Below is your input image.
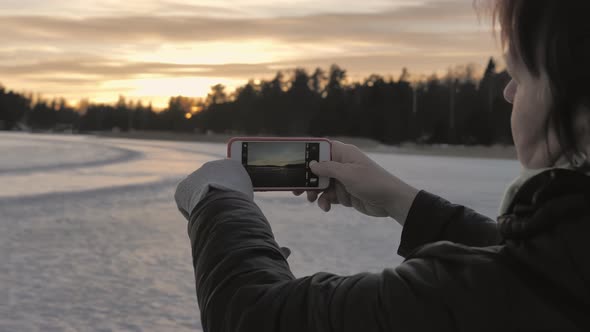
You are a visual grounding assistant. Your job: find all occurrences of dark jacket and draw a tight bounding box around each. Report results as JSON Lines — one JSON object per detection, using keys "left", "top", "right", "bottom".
{"left": 187, "top": 168, "right": 590, "bottom": 332}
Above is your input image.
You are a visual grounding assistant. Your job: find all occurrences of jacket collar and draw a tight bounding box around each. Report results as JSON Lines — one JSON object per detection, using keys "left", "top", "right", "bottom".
{"left": 497, "top": 168, "right": 590, "bottom": 240}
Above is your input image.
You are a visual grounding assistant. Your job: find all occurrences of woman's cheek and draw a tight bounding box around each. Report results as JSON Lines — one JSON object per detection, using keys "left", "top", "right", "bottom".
{"left": 510, "top": 92, "right": 544, "bottom": 167}
{"left": 510, "top": 104, "right": 527, "bottom": 158}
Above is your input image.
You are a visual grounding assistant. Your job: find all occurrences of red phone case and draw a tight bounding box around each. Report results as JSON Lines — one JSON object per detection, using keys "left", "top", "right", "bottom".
{"left": 227, "top": 137, "right": 332, "bottom": 192}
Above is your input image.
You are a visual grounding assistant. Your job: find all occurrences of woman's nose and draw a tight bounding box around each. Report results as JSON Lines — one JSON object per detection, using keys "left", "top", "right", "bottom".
{"left": 503, "top": 80, "right": 517, "bottom": 104}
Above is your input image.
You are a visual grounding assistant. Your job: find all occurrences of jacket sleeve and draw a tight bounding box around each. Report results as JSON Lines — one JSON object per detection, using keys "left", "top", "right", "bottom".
{"left": 397, "top": 190, "right": 501, "bottom": 257}
{"left": 188, "top": 189, "right": 454, "bottom": 332}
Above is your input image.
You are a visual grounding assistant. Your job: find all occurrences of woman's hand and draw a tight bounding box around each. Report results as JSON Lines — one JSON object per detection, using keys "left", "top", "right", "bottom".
{"left": 175, "top": 159, "right": 253, "bottom": 220}
{"left": 294, "top": 141, "right": 419, "bottom": 225}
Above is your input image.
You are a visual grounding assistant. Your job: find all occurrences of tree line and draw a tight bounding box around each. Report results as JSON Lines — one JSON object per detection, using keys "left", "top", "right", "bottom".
{"left": 0, "top": 57, "right": 513, "bottom": 145}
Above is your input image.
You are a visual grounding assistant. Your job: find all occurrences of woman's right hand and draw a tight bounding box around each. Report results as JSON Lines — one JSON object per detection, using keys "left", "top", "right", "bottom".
{"left": 294, "top": 141, "right": 420, "bottom": 225}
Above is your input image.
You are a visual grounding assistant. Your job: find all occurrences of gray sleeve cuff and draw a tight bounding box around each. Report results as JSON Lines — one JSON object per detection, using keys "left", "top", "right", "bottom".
{"left": 175, "top": 159, "right": 253, "bottom": 219}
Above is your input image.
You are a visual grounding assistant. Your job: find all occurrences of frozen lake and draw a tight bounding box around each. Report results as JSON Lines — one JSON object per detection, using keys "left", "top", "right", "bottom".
{"left": 0, "top": 132, "right": 521, "bottom": 332}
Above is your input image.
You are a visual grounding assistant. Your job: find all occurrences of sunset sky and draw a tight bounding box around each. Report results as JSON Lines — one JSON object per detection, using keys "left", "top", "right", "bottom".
{"left": 0, "top": 0, "right": 501, "bottom": 109}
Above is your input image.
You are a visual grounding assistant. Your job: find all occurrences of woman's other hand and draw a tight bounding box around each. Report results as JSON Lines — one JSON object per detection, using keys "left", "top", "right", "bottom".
{"left": 175, "top": 159, "right": 253, "bottom": 220}
{"left": 294, "top": 141, "right": 419, "bottom": 225}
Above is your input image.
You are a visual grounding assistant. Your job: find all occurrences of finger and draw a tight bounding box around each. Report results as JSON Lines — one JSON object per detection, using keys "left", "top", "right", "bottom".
{"left": 318, "top": 195, "right": 331, "bottom": 212}
{"left": 293, "top": 190, "right": 304, "bottom": 196}
{"left": 307, "top": 190, "right": 319, "bottom": 202}
{"left": 351, "top": 196, "right": 367, "bottom": 214}
{"left": 318, "top": 190, "right": 338, "bottom": 212}
{"left": 310, "top": 161, "right": 350, "bottom": 182}
{"left": 334, "top": 181, "right": 352, "bottom": 207}
{"left": 280, "top": 246, "right": 291, "bottom": 259}
{"left": 326, "top": 141, "right": 344, "bottom": 164}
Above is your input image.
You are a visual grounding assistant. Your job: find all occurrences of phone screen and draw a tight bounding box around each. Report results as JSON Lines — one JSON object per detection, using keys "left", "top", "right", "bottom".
{"left": 241, "top": 142, "right": 320, "bottom": 188}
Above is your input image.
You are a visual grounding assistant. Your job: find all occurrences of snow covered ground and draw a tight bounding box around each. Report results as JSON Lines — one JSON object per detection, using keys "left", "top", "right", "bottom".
{"left": 0, "top": 132, "right": 521, "bottom": 332}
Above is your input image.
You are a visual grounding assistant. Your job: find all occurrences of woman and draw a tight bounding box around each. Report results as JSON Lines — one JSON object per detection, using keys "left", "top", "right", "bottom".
{"left": 174, "top": 0, "right": 590, "bottom": 330}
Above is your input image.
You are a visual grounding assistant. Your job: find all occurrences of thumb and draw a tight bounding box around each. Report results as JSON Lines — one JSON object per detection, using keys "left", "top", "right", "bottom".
{"left": 280, "top": 246, "right": 291, "bottom": 259}
{"left": 310, "top": 161, "right": 349, "bottom": 181}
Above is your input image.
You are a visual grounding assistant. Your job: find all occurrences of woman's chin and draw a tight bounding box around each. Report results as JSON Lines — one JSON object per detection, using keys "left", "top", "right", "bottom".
{"left": 517, "top": 150, "right": 553, "bottom": 169}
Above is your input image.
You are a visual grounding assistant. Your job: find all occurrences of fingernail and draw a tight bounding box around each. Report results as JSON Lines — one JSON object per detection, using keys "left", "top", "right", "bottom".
{"left": 309, "top": 160, "right": 317, "bottom": 167}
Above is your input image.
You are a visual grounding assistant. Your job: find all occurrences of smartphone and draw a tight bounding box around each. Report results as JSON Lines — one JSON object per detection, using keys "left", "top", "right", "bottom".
{"left": 227, "top": 137, "right": 332, "bottom": 191}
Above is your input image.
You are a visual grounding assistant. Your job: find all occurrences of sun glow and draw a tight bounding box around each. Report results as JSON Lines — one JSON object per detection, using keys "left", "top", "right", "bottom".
{"left": 128, "top": 40, "right": 300, "bottom": 65}
{"left": 102, "top": 76, "right": 244, "bottom": 109}
{"left": 1, "top": 1, "right": 499, "bottom": 109}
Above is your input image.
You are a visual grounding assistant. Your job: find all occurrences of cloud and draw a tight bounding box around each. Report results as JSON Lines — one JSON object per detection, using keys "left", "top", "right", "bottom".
{"left": 0, "top": 51, "right": 496, "bottom": 85}
{"left": 0, "top": 0, "right": 501, "bottom": 104}
{"left": 0, "top": 55, "right": 206, "bottom": 77}
{"left": 0, "top": 1, "right": 487, "bottom": 45}
{"left": 153, "top": 1, "right": 247, "bottom": 16}
{"left": 0, "top": 0, "right": 247, "bottom": 17}
{"left": 0, "top": 0, "right": 498, "bottom": 82}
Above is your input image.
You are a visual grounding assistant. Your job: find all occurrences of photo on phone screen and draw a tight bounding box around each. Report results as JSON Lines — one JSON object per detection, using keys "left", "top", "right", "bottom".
{"left": 241, "top": 142, "right": 320, "bottom": 188}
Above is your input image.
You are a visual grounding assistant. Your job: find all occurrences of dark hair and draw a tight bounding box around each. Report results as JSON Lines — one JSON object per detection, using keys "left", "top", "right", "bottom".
{"left": 478, "top": 0, "right": 590, "bottom": 167}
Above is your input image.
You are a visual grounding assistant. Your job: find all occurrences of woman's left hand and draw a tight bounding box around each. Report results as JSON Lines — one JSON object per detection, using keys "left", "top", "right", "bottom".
{"left": 174, "top": 159, "right": 254, "bottom": 220}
